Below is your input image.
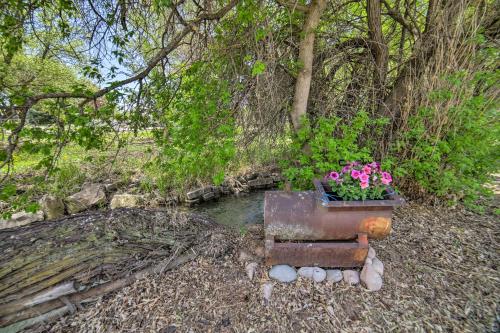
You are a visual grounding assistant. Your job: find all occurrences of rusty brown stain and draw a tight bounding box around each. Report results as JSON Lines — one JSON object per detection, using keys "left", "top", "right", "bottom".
{"left": 359, "top": 216, "right": 392, "bottom": 239}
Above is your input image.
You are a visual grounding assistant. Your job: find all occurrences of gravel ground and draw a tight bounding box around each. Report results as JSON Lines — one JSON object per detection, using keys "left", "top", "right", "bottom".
{"left": 32, "top": 202, "right": 499, "bottom": 333}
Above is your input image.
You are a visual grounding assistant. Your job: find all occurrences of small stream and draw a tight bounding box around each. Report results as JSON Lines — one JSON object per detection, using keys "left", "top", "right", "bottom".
{"left": 190, "top": 191, "right": 269, "bottom": 229}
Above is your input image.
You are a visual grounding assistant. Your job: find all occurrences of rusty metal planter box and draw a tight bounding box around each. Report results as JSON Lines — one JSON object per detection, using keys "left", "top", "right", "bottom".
{"left": 264, "top": 179, "right": 403, "bottom": 267}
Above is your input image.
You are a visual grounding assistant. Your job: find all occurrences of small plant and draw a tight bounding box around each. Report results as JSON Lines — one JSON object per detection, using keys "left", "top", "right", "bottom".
{"left": 324, "top": 161, "right": 394, "bottom": 201}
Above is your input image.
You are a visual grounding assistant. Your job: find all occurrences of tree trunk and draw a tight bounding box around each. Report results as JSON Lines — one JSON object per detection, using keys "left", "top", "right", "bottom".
{"left": 0, "top": 208, "right": 229, "bottom": 330}
{"left": 290, "top": 0, "right": 327, "bottom": 132}
{"left": 367, "top": 0, "right": 388, "bottom": 108}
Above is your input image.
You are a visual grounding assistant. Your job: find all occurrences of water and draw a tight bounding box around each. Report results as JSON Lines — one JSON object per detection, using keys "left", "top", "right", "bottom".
{"left": 190, "top": 191, "right": 268, "bottom": 229}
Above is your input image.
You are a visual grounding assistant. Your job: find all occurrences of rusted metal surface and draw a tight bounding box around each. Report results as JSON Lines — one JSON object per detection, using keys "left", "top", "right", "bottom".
{"left": 265, "top": 233, "right": 369, "bottom": 267}
{"left": 264, "top": 180, "right": 402, "bottom": 267}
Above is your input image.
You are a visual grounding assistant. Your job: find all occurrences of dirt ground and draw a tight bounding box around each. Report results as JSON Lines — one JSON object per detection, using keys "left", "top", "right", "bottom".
{"left": 31, "top": 202, "right": 499, "bottom": 333}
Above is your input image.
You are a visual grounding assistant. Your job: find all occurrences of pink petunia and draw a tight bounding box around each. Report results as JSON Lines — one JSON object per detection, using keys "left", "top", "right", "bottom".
{"left": 382, "top": 172, "right": 392, "bottom": 181}
{"left": 381, "top": 177, "right": 391, "bottom": 185}
{"left": 359, "top": 172, "right": 369, "bottom": 182}
{"left": 329, "top": 171, "right": 340, "bottom": 181}
{"left": 351, "top": 169, "right": 361, "bottom": 179}
{"left": 341, "top": 165, "right": 351, "bottom": 173}
{"left": 363, "top": 165, "right": 372, "bottom": 175}
{"left": 360, "top": 181, "right": 369, "bottom": 189}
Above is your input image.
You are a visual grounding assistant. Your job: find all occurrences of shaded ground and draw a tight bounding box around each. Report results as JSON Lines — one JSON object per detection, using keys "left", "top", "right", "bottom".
{"left": 31, "top": 203, "right": 499, "bottom": 332}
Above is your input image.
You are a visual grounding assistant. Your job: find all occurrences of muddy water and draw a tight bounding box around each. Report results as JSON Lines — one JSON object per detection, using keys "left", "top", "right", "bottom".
{"left": 190, "top": 191, "right": 269, "bottom": 229}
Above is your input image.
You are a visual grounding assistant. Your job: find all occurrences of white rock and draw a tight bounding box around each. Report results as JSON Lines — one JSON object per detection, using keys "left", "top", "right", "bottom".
{"left": 65, "top": 184, "right": 106, "bottom": 214}
{"left": 262, "top": 282, "right": 273, "bottom": 303}
{"left": 312, "top": 267, "right": 326, "bottom": 282}
{"left": 367, "top": 246, "right": 376, "bottom": 259}
{"left": 39, "top": 195, "right": 65, "bottom": 220}
{"left": 245, "top": 262, "right": 259, "bottom": 280}
{"left": 0, "top": 211, "right": 44, "bottom": 230}
{"left": 298, "top": 267, "right": 314, "bottom": 279}
{"left": 269, "top": 265, "right": 297, "bottom": 283}
{"left": 110, "top": 194, "right": 143, "bottom": 209}
{"left": 372, "top": 257, "right": 384, "bottom": 276}
{"left": 360, "top": 264, "right": 383, "bottom": 291}
{"left": 365, "top": 257, "right": 373, "bottom": 265}
{"left": 342, "top": 270, "right": 360, "bottom": 285}
{"left": 326, "top": 269, "right": 343, "bottom": 283}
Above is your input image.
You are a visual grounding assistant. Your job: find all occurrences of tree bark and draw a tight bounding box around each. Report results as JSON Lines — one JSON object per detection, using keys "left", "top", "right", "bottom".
{"left": 367, "top": 0, "right": 388, "bottom": 98}
{"left": 0, "top": 208, "right": 229, "bottom": 329}
{"left": 290, "top": 0, "right": 327, "bottom": 132}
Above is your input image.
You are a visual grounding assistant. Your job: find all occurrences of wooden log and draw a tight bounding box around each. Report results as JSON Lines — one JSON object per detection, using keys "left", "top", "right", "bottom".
{"left": 0, "top": 208, "right": 227, "bottom": 328}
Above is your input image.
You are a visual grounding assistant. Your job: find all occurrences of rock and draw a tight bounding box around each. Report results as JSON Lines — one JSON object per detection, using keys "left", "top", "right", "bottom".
{"left": 110, "top": 194, "right": 143, "bottom": 209}
{"left": 65, "top": 184, "right": 106, "bottom": 214}
{"left": 360, "top": 264, "right": 383, "bottom": 291}
{"left": 367, "top": 246, "right": 376, "bottom": 259}
{"left": 326, "top": 305, "right": 335, "bottom": 317}
{"left": 245, "top": 262, "right": 259, "bottom": 280}
{"left": 365, "top": 257, "right": 373, "bottom": 265}
{"left": 342, "top": 270, "right": 360, "bottom": 285}
{"left": 238, "top": 250, "right": 255, "bottom": 263}
{"left": 186, "top": 188, "right": 204, "bottom": 200}
{"left": 202, "top": 191, "right": 215, "bottom": 201}
{"left": 297, "top": 267, "right": 314, "bottom": 279}
{"left": 372, "top": 257, "right": 384, "bottom": 276}
{"left": 312, "top": 267, "right": 326, "bottom": 282}
{"left": 262, "top": 282, "right": 273, "bottom": 303}
{"left": 326, "top": 269, "right": 343, "bottom": 283}
{"left": 269, "top": 265, "right": 297, "bottom": 283}
{"left": 1, "top": 210, "right": 44, "bottom": 229}
{"left": 298, "top": 267, "right": 326, "bottom": 282}
{"left": 39, "top": 195, "right": 65, "bottom": 220}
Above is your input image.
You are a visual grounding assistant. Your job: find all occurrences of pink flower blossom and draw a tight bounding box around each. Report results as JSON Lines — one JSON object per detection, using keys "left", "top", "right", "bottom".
{"left": 329, "top": 171, "right": 339, "bottom": 181}
{"left": 370, "top": 162, "right": 380, "bottom": 170}
{"left": 362, "top": 165, "right": 372, "bottom": 175}
{"left": 360, "top": 181, "right": 369, "bottom": 189}
{"left": 351, "top": 169, "right": 361, "bottom": 179}
{"left": 359, "top": 172, "right": 369, "bottom": 182}
{"left": 341, "top": 165, "right": 351, "bottom": 173}
{"left": 381, "top": 172, "right": 392, "bottom": 185}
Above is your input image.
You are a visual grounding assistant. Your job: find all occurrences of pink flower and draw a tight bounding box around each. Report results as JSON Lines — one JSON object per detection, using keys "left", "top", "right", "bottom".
{"left": 362, "top": 165, "right": 372, "bottom": 175}
{"left": 329, "top": 171, "right": 339, "bottom": 181}
{"left": 381, "top": 172, "right": 392, "bottom": 185}
{"left": 370, "top": 162, "right": 380, "bottom": 170}
{"left": 351, "top": 169, "right": 360, "bottom": 179}
{"left": 359, "top": 172, "right": 369, "bottom": 182}
{"left": 360, "top": 181, "right": 369, "bottom": 189}
{"left": 341, "top": 165, "right": 351, "bottom": 173}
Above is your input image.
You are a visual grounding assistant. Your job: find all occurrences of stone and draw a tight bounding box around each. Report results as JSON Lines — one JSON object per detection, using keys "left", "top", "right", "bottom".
{"left": 297, "top": 267, "right": 314, "bottom": 279}
{"left": 245, "top": 262, "right": 259, "bottom": 280}
{"left": 326, "top": 305, "right": 335, "bottom": 317}
{"left": 269, "top": 265, "right": 297, "bottom": 283}
{"left": 365, "top": 257, "right": 373, "bottom": 265}
{"left": 360, "top": 264, "right": 383, "bottom": 291}
{"left": 202, "top": 191, "right": 215, "bottom": 201}
{"left": 342, "top": 270, "right": 360, "bottom": 285}
{"left": 262, "top": 282, "right": 273, "bottom": 303}
{"left": 65, "top": 184, "right": 106, "bottom": 214}
{"left": 312, "top": 267, "right": 326, "bottom": 282}
{"left": 372, "top": 257, "right": 384, "bottom": 276}
{"left": 110, "top": 194, "right": 143, "bottom": 209}
{"left": 186, "top": 188, "right": 204, "bottom": 200}
{"left": 298, "top": 267, "right": 326, "bottom": 282}
{"left": 326, "top": 269, "right": 343, "bottom": 283}
{"left": 1, "top": 210, "right": 44, "bottom": 230}
{"left": 367, "top": 246, "right": 376, "bottom": 259}
{"left": 39, "top": 195, "right": 65, "bottom": 220}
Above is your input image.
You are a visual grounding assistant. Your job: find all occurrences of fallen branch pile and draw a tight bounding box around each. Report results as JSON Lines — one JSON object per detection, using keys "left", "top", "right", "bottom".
{"left": 0, "top": 208, "right": 230, "bottom": 331}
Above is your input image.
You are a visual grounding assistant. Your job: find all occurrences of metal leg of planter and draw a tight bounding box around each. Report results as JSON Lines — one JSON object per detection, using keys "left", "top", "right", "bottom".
{"left": 265, "top": 233, "right": 369, "bottom": 268}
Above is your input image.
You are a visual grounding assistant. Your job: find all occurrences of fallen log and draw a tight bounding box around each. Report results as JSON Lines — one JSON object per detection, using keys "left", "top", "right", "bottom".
{"left": 0, "top": 208, "right": 230, "bottom": 330}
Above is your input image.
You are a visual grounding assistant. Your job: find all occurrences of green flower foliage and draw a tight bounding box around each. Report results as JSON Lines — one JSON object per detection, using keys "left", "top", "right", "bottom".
{"left": 282, "top": 112, "right": 383, "bottom": 190}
